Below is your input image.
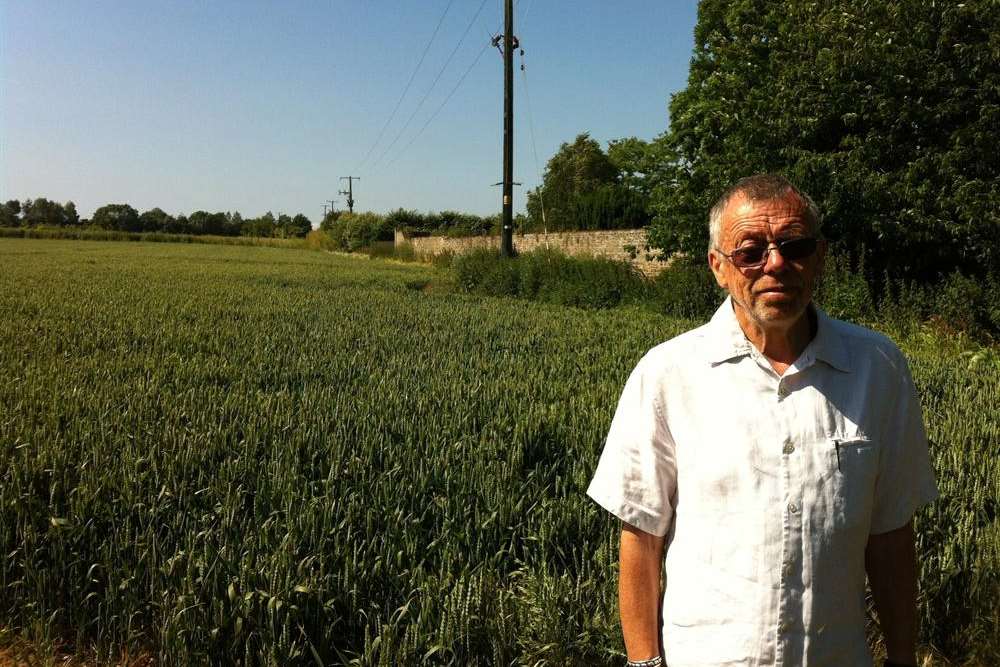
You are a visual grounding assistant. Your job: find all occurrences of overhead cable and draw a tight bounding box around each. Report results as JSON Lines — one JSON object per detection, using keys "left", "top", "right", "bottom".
{"left": 519, "top": 47, "right": 547, "bottom": 233}
{"left": 385, "top": 42, "right": 492, "bottom": 170}
{"left": 369, "top": 0, "right": 491, "bottom": 172}
{"left": 355, "top": 0, "right": 456, "bottom": 174}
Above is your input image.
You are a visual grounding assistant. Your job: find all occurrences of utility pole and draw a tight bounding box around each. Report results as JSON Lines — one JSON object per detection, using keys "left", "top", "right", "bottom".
{"left": 322, "top": 200, "right": 338, "bottom": 223}
{"left": 499, "top": 0, "right": 517, "bottom": 257}
{"left": 339, "top": 177, "right": 359, "bottom": 214}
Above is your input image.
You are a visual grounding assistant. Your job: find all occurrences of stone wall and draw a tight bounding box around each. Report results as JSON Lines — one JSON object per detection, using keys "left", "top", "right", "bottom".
{"left": 394, "top": 228, "right": 666, "bottom": 276}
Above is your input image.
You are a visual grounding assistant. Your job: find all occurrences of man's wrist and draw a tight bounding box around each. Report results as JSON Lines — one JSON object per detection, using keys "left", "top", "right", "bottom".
{"left": 626, "top": 657, "right": 662, "bottom": 667}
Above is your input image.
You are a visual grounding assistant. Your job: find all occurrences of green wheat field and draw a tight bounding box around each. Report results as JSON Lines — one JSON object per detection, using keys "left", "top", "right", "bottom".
{"left": 1, "top": 239, "right": 997, "bottom": 666}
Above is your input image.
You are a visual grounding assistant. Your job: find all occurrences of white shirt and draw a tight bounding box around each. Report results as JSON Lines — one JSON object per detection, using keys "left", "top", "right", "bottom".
{"left": 587, "top": 297, "right": 938, "bottom": 667}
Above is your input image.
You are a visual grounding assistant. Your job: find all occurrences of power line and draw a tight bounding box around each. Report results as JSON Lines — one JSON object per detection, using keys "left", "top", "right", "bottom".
{"left": 384, "top": 41, "right": 492, "bottom": 170}
{"left": 368, "top": 0, "right": 491, "bottom": 172}
{"left": 355, "top": 0, "right": 456, "bottom": 173}
{"left": 375, "top": 0, "right": 524, "bottom": 174}
{"left": 519, "top": 47, "right": 547, "bottom": 233}
{"left": 519, "top": 0, "right": 537, "bottom": 29}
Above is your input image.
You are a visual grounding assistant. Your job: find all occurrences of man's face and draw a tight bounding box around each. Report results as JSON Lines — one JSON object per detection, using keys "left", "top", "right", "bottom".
{"left": 707, "top": 192, "right": 827, "bottom": 329}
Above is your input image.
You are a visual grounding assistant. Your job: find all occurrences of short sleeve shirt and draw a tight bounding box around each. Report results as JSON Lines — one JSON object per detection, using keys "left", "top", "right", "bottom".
{"left": 587, "top": 297, "right": 938, "bottom": 667}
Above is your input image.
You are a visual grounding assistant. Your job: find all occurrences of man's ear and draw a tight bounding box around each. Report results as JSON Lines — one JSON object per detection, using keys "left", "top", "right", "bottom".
{"left": 707, "top": 249, "right": 728, "bottom": 289}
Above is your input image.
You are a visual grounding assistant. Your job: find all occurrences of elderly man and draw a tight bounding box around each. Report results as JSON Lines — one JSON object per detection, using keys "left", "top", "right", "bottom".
{"left": 587, "top": 174, "right": 938, "bottom": 667}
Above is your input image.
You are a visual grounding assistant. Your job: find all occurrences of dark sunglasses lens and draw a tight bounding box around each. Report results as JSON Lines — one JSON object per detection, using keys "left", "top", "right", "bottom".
{"left": 731, "top": 246, "right": 767, "bottom": 267}
{"left": 779, "top": 237, "right": 818, "bottom": 260}
{"left": 728, "top": 238, "right": 817, "bottom": 267}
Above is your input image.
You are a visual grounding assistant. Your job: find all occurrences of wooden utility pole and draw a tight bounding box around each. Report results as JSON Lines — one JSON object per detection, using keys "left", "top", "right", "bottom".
{"left": 500, "top": 0, "right": 516, "bottom": 257}
{"left": 339, "top": 177, "right": 359, "bottom": 214}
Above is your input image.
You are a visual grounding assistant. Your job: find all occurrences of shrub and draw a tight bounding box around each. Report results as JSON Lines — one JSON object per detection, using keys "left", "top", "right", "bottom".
{"left": 815, "top": 247, "right": 875, "bottom": 322}
{"left": 385, "top": 208, "right": 498, "bottom": 238}
{"left": 340, "top": 212, "right": 393, "bottom": 251}
{"left": 305, "top": 229, "right": 337, "bottom": 251}
{"left": 528, "top": 250, "right": 646, "bottom": 309}
{"left": 430, "top": 249, "right": 455, "bottom": 269}
{"left": 453, "top": 249, "right": 519, "bottom": 297}
{"left": 985, "top": 274, "right": 1000, "bottom": 334}
{"left": 453, "top": 248, "right": 646, "bottom": 309}
{"left": 877, "top": 270, "right": 999, "bottom": 340}
{"left": 934, "top": 271, "right": 989, "bottom": 334}
{"left": 648, "top": 255, "right": 723, "bottom": 320}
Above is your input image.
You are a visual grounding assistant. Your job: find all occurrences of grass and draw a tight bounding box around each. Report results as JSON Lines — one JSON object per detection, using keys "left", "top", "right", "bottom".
{"left": 0, "top": 238, "right": 996, "bottom": 665}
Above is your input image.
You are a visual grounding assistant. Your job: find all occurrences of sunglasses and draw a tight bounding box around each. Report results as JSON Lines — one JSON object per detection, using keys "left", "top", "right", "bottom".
{"left": 717, "top": 237, "right": 819, "bottom": 269}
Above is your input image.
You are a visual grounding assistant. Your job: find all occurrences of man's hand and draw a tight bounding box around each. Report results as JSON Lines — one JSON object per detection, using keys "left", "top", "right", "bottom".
{"left": 865, "top": 520, "right": 919, "bottom": 666}
{"left": 619, "top": 521, "right": 666, "bottom": 661}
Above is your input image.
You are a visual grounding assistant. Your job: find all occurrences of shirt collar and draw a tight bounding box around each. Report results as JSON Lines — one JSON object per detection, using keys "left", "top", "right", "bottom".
{"left": 707, "top": 296, "right": 852, "bottom": 372}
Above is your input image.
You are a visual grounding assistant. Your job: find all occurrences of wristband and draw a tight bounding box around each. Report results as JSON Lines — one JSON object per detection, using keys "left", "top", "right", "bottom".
{"left": 626, "top": 657, "right": 663, "bottom": 667}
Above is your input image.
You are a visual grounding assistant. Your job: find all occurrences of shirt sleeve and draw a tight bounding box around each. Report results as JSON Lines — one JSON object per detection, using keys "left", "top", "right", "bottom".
{"left": 870, "top": 352, "right": 939, "bottom": 535}
{"left": 586, "top": 353, "right": 677, "bottom": 537}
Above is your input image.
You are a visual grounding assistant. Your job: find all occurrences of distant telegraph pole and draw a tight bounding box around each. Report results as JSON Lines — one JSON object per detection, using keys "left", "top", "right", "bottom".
{"left": 339, "top": 177, "right": 359, "bottom": 214}
{"left": 322, "top": 200, "right": 338, "bottom": 221}
{"left": 498, "top": 0, "right": 517, "bottom": 257}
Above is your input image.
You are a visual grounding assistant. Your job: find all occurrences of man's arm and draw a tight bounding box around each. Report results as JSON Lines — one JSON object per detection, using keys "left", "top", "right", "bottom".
{"left": 620, "top": 521, "right": 666, "bottom": 661}
{"left": 865, "top": 520, "right": 919, "bottom": 666}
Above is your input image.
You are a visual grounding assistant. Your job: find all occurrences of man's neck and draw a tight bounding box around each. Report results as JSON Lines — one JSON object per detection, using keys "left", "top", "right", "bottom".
{"left": 732, "top": 302, "right": 816, "bottom": 374}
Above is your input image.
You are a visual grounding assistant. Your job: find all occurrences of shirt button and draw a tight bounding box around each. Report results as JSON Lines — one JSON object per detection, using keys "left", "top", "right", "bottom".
{"left": 783, "top": 562, "right": 793, "bottom": 576}
{"left": 778, "top": 622, "right": 790, "bottom": 634}
{"left": 788, "top": 502, "right": 799, "bottom": 513}
{"left": 782, "top": 441, "right": 795, "bottom": 455}
{"left": 777, "top": 386, "right": 788, "bottom": 398}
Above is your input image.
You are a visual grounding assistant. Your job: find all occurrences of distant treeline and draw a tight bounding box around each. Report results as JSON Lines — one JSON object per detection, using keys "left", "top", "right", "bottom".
{"left": 0, "top": 198, "right": 312, "bottom": 238}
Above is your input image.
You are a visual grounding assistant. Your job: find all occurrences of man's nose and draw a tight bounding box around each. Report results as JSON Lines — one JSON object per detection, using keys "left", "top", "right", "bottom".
{"left": 762, "top": 244, "right": 788, "bottom": 273}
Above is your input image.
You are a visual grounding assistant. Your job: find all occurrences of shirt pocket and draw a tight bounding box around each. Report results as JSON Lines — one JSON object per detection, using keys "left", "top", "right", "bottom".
{"left": 823, "top": 437, "right": 878, "bottom": 530}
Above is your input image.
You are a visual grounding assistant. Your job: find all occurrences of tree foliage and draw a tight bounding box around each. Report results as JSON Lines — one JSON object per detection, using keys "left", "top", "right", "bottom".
{"left": 646, "top": 0, "right": 1000, "bottom": 281}
{"left": 385, "top": 208, "right": 499, "bottom": 237}
{"left": 0, "top": 200, "right": 21, "bottom": 227}
{"left": 20, "top": 198, "right": 79, "bottom": 227}
{"left": 525, "top": 133, "right": 650, "bottom": 232}
{"left": 138, "top": 207, "right": 176, "bottom": 233}
{"left": 324, "top": 212, "right": 394, "bottom": 251}
{"left": 92, "top": 204, "right": 140, "bottom": 232}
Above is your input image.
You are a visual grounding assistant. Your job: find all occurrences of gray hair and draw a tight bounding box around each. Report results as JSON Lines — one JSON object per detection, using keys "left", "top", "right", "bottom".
{"left": 708, "top": 174, "right": 823, "bottom": 249}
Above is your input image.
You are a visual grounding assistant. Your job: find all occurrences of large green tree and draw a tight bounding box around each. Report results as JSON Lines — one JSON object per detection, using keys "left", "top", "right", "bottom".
{"left": 188, "top": 211, "right": 228, "bottom": 236}
{"left": 288, "top": 214, "right": 312, "bottom": 238}
{"left": 525, "top": 133, "right": 620, "bottom": 231}
{"left": 138, "top": 207, "right": 176, "bottom": 233}
{"left": 21, "top": 198, "right": 79, "bottom": 227}
{"left": 647, "top": 0, "right": 1000, "bottom": 281}
{"left": 92, "top": 204, "right": 140, "bottom": 231}
{"left": 0, "top": 200, "right": 21, "bottom": 227}
{"left": 525, "top": 133, "right": 652, "bottom": 232}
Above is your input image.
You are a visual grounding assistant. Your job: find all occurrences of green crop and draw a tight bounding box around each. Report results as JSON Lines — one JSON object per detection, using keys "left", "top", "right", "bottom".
{"left": 0, "top": 239, "right": 996, "bottom": 665}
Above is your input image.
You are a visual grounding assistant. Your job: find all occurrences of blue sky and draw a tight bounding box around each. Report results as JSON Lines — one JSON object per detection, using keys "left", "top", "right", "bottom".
{"left": 1, "top": 1, "right": 698, "bottom": 223}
